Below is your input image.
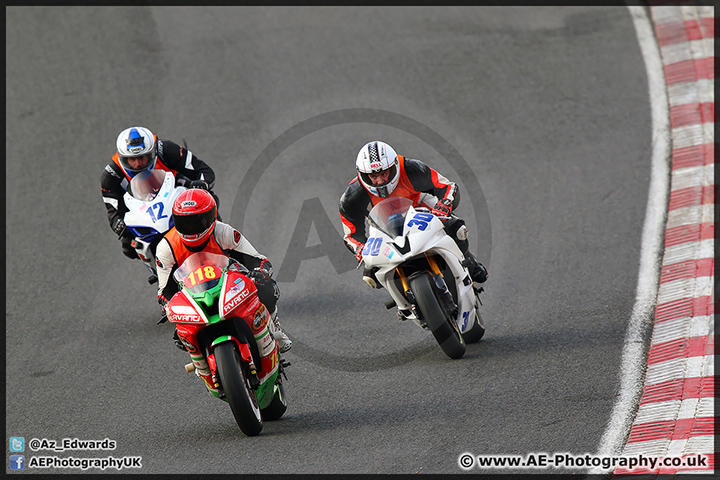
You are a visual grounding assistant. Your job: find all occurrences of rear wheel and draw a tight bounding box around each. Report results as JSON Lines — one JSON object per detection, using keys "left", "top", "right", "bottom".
{"left": 410, "top": 274, "right": 466, "bottom": 359}
{"left": 261, "top": 379, "right": 287, "bottom": 421}
{"left": 214, "top": 342, "right": 263, "bottom": 436}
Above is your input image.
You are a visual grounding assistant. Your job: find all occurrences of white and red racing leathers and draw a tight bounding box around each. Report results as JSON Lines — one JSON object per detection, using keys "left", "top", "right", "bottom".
{"left": 339, "top": 155, "right": 460, "bottom": 258}
{"left": 155, "top": 221, "right": 270, "bottom": 305}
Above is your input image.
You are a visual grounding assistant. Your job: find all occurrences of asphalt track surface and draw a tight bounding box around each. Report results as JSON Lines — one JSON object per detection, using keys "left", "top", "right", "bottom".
{"left": 7, "top": 6, "right": 655, "bottom": 475}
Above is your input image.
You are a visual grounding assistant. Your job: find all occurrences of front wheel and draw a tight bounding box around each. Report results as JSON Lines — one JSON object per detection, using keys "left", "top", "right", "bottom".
{"left": 214, "top": 342, "right": 263, "bottom": 436}
{"left": 410, "top": 274, "right": 466, "bottom": 359}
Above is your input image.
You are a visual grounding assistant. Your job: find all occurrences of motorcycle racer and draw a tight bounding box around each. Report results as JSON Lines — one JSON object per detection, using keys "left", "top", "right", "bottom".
{"left": 339, "top": 140, "right": 488, "bottom": 287}
{"left": 155, "top": 189, "right": 292, "bottom": 392}
{"left": 101, "top": 126, "right": 220, "bottom": 260}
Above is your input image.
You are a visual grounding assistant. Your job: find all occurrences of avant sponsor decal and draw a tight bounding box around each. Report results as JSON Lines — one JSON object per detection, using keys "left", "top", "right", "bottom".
{"left": 223, "top": 286, "right": 251, "bottom": 315}
{"left": 169, "top": 313, "right": 203, "bottom": 323}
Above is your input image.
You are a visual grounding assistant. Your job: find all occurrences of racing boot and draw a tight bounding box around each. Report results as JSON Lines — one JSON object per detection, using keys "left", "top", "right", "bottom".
{"left": 196, "top": 371, "right": 216, "bottom": 392}
{"left": 190, "top": 357, "right": 221, "bottom": 396}
{"left": 269, "top": 309, "right": 293, "bottom": 353}
{"left": 462, "top": 251, "right": 488, "bottom": 284}
{"left": 362, "top": 266, "right": 382, "bottom": 289}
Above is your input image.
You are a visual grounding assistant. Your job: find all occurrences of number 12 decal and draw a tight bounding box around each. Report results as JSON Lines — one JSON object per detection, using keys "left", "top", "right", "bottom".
{"left": 147, "top": 203, "right": 168, "bottom": 223}
{"left": 407, "top": 212, "right": 434, "bottom": 231}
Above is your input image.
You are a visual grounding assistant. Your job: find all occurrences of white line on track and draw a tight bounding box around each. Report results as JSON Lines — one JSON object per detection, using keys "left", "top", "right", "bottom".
{"left": 587, "top": 6, "right": 672, "bottom": 474}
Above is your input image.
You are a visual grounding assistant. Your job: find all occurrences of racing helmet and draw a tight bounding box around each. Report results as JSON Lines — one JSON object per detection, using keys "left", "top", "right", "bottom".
{"left": 116, "top": 126, "right": 157, "bottom": 176}
{"left": 356, "top": 141, "right": 400, "bottom": 198}
{"left": 172, "top": 189, "right": 218, "bottom": 248}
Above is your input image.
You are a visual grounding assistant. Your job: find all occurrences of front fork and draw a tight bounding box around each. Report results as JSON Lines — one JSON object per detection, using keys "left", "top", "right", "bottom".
{"left": 396, "top": 252, "right": 458, "bottom": 324}
{"left": 210, "top": 336, "right": 258, "bottom": 395}
{"left": 178, "top": 325, "right": 255, "bottom": 398}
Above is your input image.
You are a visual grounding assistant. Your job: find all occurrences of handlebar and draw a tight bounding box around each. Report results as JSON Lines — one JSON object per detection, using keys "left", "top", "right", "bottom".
{"left": 228, "top": 256, "right": 250, "bottom": 274}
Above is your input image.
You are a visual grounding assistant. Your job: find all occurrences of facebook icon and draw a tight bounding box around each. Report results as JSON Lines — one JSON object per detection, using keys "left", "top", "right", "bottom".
{"left": 10, "top": 454, "right": 25, "bottom": 470}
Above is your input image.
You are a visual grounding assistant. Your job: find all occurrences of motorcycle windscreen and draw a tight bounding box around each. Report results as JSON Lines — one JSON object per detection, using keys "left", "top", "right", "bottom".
{"left": 128, "top": 169, "right": 166, "bottom": 201}
{"left": 367, "top": 196, "right": 414, "bottom": 237}
{"left": 174, "top": 252, "right": 229, "bottom": 294}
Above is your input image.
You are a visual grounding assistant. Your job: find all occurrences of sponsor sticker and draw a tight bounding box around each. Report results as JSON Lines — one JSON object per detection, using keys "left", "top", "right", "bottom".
{"left": 225, "top": 280, "right": 246, "bottom": 301}
{"left": 252, "top": 304, "right": 268, "bottom": 333}
{"left": 223, "top": 287, "right": 251, "bottom": 314}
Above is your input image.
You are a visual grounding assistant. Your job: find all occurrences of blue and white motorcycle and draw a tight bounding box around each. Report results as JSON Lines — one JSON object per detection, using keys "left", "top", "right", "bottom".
{"left": 361, "top": 196, "right": 485, "bottom": 359}
{"left": 123, "top": 169, "right": 187, "bottom": 284}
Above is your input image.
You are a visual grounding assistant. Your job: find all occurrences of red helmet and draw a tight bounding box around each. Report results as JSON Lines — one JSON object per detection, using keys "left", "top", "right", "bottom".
{"left": 172, "top": 189, "right": 217, "bottom": 248}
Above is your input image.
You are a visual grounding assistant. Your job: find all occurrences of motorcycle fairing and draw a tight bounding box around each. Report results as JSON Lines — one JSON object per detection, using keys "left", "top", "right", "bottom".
{"left": 123, "top": 170, "right": 181, "bottom": 240}
{"left": 364, "top": 202, "right": 478, "bottom": 334}
{"left": 167, "top": 290, "right": 209, "bottom": 324}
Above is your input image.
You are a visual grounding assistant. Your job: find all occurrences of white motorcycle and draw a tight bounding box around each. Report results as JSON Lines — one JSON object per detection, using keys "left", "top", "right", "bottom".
{"left": 361, "top": 196, "right": 485, "bottom": 359}
{"left": 123, "top": 169, "right": 187, "bottom": 284}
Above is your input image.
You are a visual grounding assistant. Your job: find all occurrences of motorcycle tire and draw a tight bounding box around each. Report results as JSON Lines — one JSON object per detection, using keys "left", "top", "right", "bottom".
{"left": 462, "top": 311, "right": 486, "bottom": 344}
{"left": 410, "top": 274, "right": 466, "bottom": 359}
{"left": 214, "top": 342, "right": 263, "bottom": 436}
{"left": 260, "top": 379, "right": 288, "bottom": 421}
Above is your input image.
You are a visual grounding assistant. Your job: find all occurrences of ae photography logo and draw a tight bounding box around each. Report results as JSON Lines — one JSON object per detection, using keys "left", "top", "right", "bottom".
{"left": 230, "top": 109, "right": 492, "bottom": 372}
{"left": 458, "top": 451, "right": 711, "bottom": 472}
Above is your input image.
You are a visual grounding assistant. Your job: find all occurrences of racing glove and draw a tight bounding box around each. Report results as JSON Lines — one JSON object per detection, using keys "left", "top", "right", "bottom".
{"left": 256, "top": 258, "right": 273, "bottom": 279}
{"left": 156, "top": 295, "right": 170, "bottom": 323}
{"left": 111, "top": 217, "right": 126, "bottom": 236}
{"left": 175, "top": 174, "right": 190, "bottom": 186}
{"left": 355, "top": 244, "right": 365, "bottom": 263}
{"left": 158, "top": 294, "right": 169, "bottom": 307}
{"left": 431, "top": 198, "right": 453, "bottom": 218}
{"left": 187, "top": 179, "right": 209, "bottom": 190}
{"left": 248, "top": 258, "right": 273, "bottom": 284}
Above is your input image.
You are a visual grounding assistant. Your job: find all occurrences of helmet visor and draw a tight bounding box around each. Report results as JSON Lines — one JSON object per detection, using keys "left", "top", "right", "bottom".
{"left": 120, "top": 153, "right": 156, "bottom": 174}
{"left": 173, "top": 207, "right": 217, "bottom": 235}
{"left": 359, "top": 164, "right": 397, "bottom": 187}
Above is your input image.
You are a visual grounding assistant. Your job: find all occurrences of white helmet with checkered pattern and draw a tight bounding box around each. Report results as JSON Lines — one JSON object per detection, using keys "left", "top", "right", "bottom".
{"left": 355, "top": 141, "right": 400, "bottom": 198}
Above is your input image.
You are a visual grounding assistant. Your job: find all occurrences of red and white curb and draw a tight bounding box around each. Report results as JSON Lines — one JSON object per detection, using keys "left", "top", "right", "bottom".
{"left": 614, "top": 5, "right": 715, "bottom": 476}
